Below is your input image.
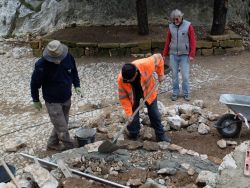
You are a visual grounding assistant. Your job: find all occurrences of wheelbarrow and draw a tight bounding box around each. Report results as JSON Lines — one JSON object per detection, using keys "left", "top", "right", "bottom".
{"left": 215, "top": 94, "right": 250, "bottom": 138}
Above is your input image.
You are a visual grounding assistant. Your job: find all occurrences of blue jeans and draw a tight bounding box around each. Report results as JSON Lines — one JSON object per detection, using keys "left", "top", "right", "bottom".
{"left": 127, "top": 99, "right": 165, "bottom": 138}
{"left": 169, "top": 54, "right": 190, "bottom": 96}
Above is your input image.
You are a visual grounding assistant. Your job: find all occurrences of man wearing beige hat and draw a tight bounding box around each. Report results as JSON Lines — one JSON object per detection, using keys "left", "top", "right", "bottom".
{"left": 30, "top": 40, "right": 82, "bottom": 151}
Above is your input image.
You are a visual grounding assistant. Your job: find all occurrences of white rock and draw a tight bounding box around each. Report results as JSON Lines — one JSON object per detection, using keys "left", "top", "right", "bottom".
{"left": 181, "top": 163, "right": 190, "bottom": 170}
{"left": 200, "top": 154, "right": 208, "bottom": 160}
{"left": 178, "top": 104, "right": 201, "bottom": 116}
{"left": 192, "top": 100, "right": 205, "bottom": 108}
{"left": 187, "top": 150, "right": 200, "bottom": 157}
{"left": 167, "top": 115, "right": 187, "bottom": 130}
{"left": 218, "top": 153, "right": 237, "bottom": 171}
{"left": 196, "top": 170, "right": 218, "bottom": 187}
{"left": 84, "top": 141, "right": 104, "bottom": 153}
{"left": 0, "top": 182, "right": 16, "bottom": 188}
{"left": 226, "top": 140, "right": 237, "bottom": 146}
{"left": 217, "top": 139, "right": 227, "bottom": 149}
{"left": 198, "top": 123, "right": 210, "bottom": 135}
{"left": 24, "top": 164, "right": 58, "bottom": 188}
{"left": 187, "top": 168, "right": 196, "bottom": 176}
{"left": 4, "top": 138, "right": 27, "bottom": 152}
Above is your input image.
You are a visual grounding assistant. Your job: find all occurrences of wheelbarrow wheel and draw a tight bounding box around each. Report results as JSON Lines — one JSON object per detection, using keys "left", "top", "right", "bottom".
{"left": 216, "top": 113, "right": 242, "bottom": 138}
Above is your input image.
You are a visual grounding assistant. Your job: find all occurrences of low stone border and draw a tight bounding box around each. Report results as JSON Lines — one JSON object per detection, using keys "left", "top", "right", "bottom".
{"left": 30, "top": 30, "right": 244, "bottom": 58}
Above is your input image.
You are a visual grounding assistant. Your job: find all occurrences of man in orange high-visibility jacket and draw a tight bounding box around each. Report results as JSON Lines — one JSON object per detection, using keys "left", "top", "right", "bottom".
{"left": 118, "top": 54, "right": 171, "bottom": 142}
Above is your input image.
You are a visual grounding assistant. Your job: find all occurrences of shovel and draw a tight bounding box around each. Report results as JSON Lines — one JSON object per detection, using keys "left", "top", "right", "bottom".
{"left": 98, "top": 81, "right": 159, "bottom": 153}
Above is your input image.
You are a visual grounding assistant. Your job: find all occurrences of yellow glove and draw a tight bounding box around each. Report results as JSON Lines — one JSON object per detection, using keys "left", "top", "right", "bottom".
{"left": 74, "top": 87, "right": 83, "bottom": 97}
{"left": 33, "top": 101, "right": 42, "bottom": 111}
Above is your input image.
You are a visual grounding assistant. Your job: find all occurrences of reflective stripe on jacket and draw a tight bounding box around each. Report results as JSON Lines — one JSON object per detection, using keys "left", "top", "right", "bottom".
{"left": 117, "top": 53, "right": 164, "bottom": 117}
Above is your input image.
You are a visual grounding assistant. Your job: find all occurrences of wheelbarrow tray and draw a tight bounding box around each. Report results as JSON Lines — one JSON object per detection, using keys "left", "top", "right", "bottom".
{"left": 219, "top": 94, "right": 250, "bottom": 121}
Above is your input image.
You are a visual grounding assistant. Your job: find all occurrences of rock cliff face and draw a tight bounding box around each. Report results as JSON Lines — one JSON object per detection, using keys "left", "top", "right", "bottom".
{"left": 0, "top": 0, "right": 249, "bottom": 37}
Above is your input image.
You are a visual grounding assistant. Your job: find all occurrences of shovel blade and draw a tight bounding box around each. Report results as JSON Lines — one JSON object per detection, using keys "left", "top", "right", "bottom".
{"left": 98, "top": 140, "right": 120, "bottom": 153}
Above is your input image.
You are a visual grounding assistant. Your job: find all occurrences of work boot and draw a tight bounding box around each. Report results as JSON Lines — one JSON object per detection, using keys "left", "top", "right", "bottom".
{"left": 171, "top": 95, "right": 178, "bottom": 101}
{"left": 184, "top": 95, "right": 191, "bottom": 101}
{"left": 156, "top": 134, "right": 172, "bottom": 143}
{"left": 46, "top": 143, "right": 65, "bottom": 151}
{"left": 127, "top": 133, "right": 139, "bottom": 141}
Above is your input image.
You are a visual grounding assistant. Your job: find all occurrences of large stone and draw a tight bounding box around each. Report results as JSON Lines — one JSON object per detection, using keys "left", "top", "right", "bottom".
{"left": 30, "top": 41, "right": 40, "bottom": 49}
{"left": 220, "top": 40, "right": 235, "bottom": 48}
{"left": 157, "top": 167, "right": 177, "bottom": 175}
{"left": 196, "top": 49, "right": 202, "bottom": 56}
{"left": 198, "top": 123, "right": 210, "bottom": 135}
{"left": 207, "top": 34, "right": 230, "bottom": 41}
{"left": 201, "top": 48, "right": 214, "bottom": 56}
{"left": 218, "top": 153, "right": 237, "bottom": 171}
{"left": 62, "top": 177, "right": 93, "bottom": 188}
{"left": 130, "top": 47, "right": 140, "bottom": 54}
{"left": 126, "top": 141, "right": 143, "bottom": 150}
{"left": 76, "top": 42, "right": 97, "bottom": 47}
{"left": 196, "top": 170, "right": 218, "bottom": 187}
{"left": 151, "top": 40, "right": 165, "bottom": 49}
{"left": 4, "top": 138, "right": 26, "bottom": 152}
{"left": 120, "top": 42, "right": 138, "bottom": 48}
{"left": 126, "top": 168, "right": 147, "bottom": 187}
{"left": 139, "top": 178, "right": 166, "bottom": 188}
{"left": 143, "top": 140, "right": 160, "bottom": 151}
{"left": 167, "top": 115, "right": 187, "bottom": 130}
{"left": 208, "top": 156, "right": 223, "bottom": 165}
{"left": 98, "top": 43, "right": 119, "bottom": 48}
{"left": 68, "top": 47, "right": 84, "bottom": 58}
{"left": 142, "top": 127, "right": 154, "bottom": 140}
{"left": 225, "top": 46, "right": 244, "bottom": 54}
{"left": 212, "top": 41, "right": 220, "bottom": 47}
{"left": 24, "top": 164, "right": 58, "bottom": 188}
{"left": 196, "top": 41, "right": 213, "bottom": 48}
{"left": 84, "top": 47, "right": 97, "bottom": 56}
{"left": 213, "top": 47, "right": 226, "bottom": 55}
{"left": 234, "top": 39, "right": 243, "bottom": 47}
{"left": 178, "top": 104, "right": 201, "bottom": 116}
{"left": 137, "top": 41, "right": 151, "bottom": 50}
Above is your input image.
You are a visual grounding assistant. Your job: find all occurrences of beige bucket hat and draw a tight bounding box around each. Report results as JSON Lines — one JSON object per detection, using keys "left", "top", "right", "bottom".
{"left": 43, "top": 40, "right": 68, "bottom": 62}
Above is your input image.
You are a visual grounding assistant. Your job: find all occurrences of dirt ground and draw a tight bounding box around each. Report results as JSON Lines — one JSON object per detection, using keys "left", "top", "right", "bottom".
{"left": 159, "top": 51, "right": 250, "bottom": 159}
{"left": 45, "top": 24, "right": 209, "bottom": 43}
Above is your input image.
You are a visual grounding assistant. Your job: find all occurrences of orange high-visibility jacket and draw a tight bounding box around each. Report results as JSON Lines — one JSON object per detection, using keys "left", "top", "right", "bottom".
{"left": 117, "top": 54, "right": 164, "bottom": 117}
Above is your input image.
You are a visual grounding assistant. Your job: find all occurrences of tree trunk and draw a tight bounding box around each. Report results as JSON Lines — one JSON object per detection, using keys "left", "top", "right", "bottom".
{"left": 211, "top": 0, "right": 228, "bottom": 35}
{"left": 136, "top": 0, "right": 149, "bottom": 35}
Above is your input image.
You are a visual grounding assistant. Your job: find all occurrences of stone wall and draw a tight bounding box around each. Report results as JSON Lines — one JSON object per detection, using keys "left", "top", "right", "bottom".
{"left": 0, "top": 0, "right": 249, "bottom": 37}
{"left": 30, "top": 30, "right": 244, "bottom": 58}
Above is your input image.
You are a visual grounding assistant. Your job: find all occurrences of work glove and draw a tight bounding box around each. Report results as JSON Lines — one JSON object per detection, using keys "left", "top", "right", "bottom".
{"left": 33, "top": 101, "right": 42, "bottom": 111}
{"left": 74, "top": 87, "right": 83, "bottom": 97}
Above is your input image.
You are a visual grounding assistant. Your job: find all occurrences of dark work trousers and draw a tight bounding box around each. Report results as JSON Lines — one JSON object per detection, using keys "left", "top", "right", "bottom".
{"left": 45, "top": 99, "right": 74, "bottom": 148}
{"left": 127, "top": 98, "right": 165, "bottom": 138}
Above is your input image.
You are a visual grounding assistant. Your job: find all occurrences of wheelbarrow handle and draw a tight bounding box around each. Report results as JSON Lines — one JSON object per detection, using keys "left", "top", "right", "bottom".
{"left": 113, "top": 81, "right": 160, "bottom": 142}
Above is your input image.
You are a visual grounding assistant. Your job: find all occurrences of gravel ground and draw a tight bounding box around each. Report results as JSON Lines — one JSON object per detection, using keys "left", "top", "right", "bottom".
{"left": 0, "top": 39, "right": 219, "bottom": 174}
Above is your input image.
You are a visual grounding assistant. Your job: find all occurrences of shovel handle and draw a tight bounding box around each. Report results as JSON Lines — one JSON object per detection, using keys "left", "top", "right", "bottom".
{"left": 113, "top": 81, "right": 160, "bottom": 142}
